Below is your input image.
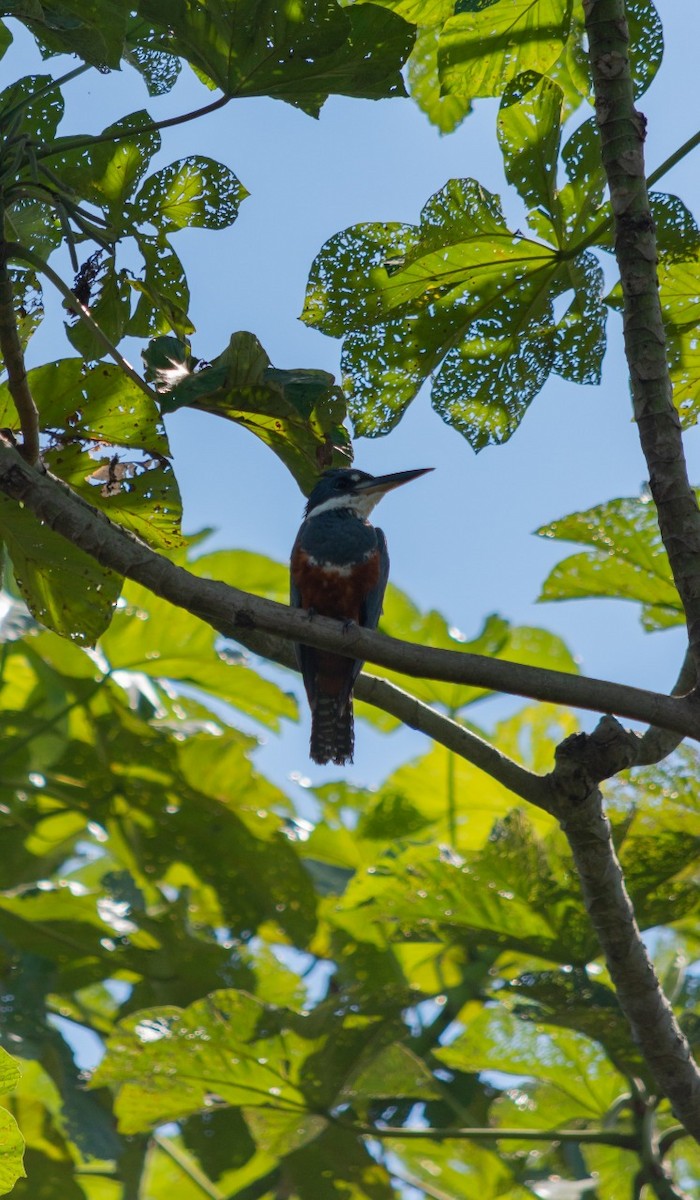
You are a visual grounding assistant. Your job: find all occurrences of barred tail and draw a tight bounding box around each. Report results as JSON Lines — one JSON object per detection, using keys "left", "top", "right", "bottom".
{"left": 310, "top": 694, "right": 354, "bottom": 765}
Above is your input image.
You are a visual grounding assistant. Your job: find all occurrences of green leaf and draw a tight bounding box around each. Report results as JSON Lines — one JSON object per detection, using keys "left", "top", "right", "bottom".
{"left": 360, "top": 586, "right": 579, "bottom": 716}
{"left": 0, "top": 492, "right": 121, "bottom": 643}
{"left": 126, "top": 234, "right": 193, "bottom": 339}
{"left": 0, "top": 1104, "right": 25, "bottom": 1196}
{"left": 0, "top": 74, "right": 64, "bottom": 141}
{"left": 0, "top": 358, "right": 168, "bottom": 455}
{"left": 334, "top": 812, "right": 594, "bottom": 963}
{"left": 507, "top": 967, "right": 646, "bottom": 1079}
{"left": 406, "top": 24, "right": 472, "bottom": 134}
{"left": 190, "top": 549, "right": 290, "bottom": 605}
{"left": 384, "top": 1137, "right": 519, "bottom": 1200}
{"left": 145, "top": 332, "right": 352, "bottom": 493}
{"left": 133, "top": 157, "right": 247, "bottom": 232}
{"left": 627, "top": 0, "right": 663, "bottom": 98}
{"left": 90, "top": 989, "right": 317, "bottom": 1131}
{"left": 658, "top": 252, "right": 700, "bottom": 428}
{"left": 99, "top": 582, "right": 297, "bottom": 729}
{"left": 497, "top": 72, "right": 562, "bottom": 222}
{"left": 304, "top": 179, "right": 555, "bottom": 445}
{"left": 552, "top": 251, "right": 606, "bottom": 385}
{"left": 49, "top": 112, "right": 162, "bottom": 221}
{"left": 4, "top": 198, "right": 62, "bottom": 264}
{"left": 125, "top": 20, "right": 182, "bottom": 96}
{"left": 142, "top": 0, "right": 415, "bottom": 115}
{"left": 0, "top": 266, "right": 43, "bottom": 349}
{"left": 304, "top": 176, "right": 605, "bottom": 447}
{"left": 45, "top": 441, "right": 183, "bottom": 551}
{"left": 0, "top": 22, "right": 11, "bottom": 62}
{"left": 436, "top": 1007, "right": 626, "bottom": 1117}
{"left": 651, "top": 193, "right": 700, "bottom": 260}
{"left": 536, "top": 494, "right": 683, "bottom": 630}
{"left": 438, "top": 0, "right": 574, "bottom": 103}
{"left": 12, "top": 0, "right": 130, "bottom": 67}
{"left": 557, "top": 116, "right": 608, "bottom": 246}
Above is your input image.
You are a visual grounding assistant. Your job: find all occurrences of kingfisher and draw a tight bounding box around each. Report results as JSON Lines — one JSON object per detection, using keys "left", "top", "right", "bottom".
{"left": 290, "top": 466, "right": 432, "bottom": 765}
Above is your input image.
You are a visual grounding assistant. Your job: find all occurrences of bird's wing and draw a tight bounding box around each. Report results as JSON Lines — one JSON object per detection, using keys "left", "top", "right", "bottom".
{"left": 290, "top": 543, "right": 317, "bottom": 704}
{"left": 361, "top": 528, "right": 390, "bottom": 631}
{"left": 340, "top": 530, "right": 390, "bottom": 701}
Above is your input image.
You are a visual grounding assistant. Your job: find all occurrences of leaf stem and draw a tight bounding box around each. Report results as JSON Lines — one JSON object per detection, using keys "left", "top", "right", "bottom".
{"left": 36, "top": 93, "right": 232, "bottom": 161}
{"left": 154, "top": 1136, "right": 224, "bottom": 1200}
{"left": 0, "top": 64, "right": 90, "bottom": 129}
{"left": 348, "top": 1120, "right": 639, "bottom": 1150}
{"left": 6, "top": 241, "right": 158, "bottom": 403}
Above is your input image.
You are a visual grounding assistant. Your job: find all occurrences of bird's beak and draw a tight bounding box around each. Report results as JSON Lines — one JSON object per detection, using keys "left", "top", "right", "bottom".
{"left": 353, "top": 467, "right": 433, "bottom": 498}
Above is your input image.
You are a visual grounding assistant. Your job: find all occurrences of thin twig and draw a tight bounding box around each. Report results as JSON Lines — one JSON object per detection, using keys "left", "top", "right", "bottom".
{"left": 36, "top": 94, "right": 232, "bottom": 160}
{"left": 346, "top": 1120, "right": 638, "bottom": 1150}
{"left": 6, "top": 242, "right": 158, "bottom": 404}
{"left": 0, "top": 243, "right": 41, "bottom": 464}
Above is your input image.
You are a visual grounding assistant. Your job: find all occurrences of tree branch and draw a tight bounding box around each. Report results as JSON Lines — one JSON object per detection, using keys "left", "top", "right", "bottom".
{"left": 584, "top": 0, "right": 700, "bottom": 679}
{"left": 547, "top": 718, "right": 700, "bottom": 1142}
{"left": 0, "top": 440, "right": 698, "bottom": 741}
{"left": 0, "top": 243, "right": 41, "bottom": 464}
{"left": 345, "top": 1119, "right": 638, "bottom": 1150}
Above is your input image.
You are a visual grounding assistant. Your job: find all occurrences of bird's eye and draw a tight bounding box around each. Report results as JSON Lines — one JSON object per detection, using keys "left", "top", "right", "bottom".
{"left": 336, "top": 477, "right": 351, "bottom": 490}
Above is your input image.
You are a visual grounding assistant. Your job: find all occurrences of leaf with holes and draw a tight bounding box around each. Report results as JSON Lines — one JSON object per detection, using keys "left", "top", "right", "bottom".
{"left": 142, "top": 0, "right": 414, "bottom": 115}
{"left": 304, "top": 177, "right": 606, "bottom": 448}
{"left": 438, "top": 0, "right": 574, "bottom": 103}
{"left": 133, "top": 157, "right": 247, "bottom": 232}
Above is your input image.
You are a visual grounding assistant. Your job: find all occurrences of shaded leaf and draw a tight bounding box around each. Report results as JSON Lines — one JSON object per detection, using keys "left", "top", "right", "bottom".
{"left": 142, "top": 0, "right": 415, "bottom": 115}
{"left": 0, "top": 492, "right": 121, "bottom": 643}
{"left": 0, "top": 74, "right": 64, "bottom": 141}
{"left": 145, "top": 332, "right": 352, "bottom": 493}
{"left": 11, "top": 0, "right": 130, "bottom": 67}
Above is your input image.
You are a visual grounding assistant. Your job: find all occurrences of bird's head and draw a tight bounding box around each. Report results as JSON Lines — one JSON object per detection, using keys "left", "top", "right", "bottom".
{"left": 305, "top": 467, "right": 433, "bottom": 519}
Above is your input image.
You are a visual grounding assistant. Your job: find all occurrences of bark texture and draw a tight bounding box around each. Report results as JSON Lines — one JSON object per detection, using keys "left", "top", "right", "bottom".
{"left": 584, "top": 0, "right": 700, "bottom": 675}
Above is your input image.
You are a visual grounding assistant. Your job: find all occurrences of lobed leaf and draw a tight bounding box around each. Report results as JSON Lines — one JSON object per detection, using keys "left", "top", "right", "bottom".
{"left": 537, "top": 494, "right": 683, "bottom": 630}
{"left": 146, "top": 332, "right": 352, "bottom": 493}
{"left": 303, "top": 173, "right": 606, "bottom": 448}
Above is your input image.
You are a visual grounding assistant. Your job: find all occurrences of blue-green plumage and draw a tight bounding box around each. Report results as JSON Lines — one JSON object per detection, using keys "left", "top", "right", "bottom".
{"left": 290, "top": 466, "right": 431, "bottom": 765}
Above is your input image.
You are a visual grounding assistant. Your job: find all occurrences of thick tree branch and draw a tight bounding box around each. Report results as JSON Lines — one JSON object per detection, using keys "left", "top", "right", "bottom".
{"left": 0, "top": 243, "right": 40, "bottom": 464}
{"left": 547, "top": 719, "right": 700, "bottom": 1142}
{"left": 584, "top": 0, "right": 700, "bottom": 678}
{"left": 0, "top": 440, "right": 699, "bottom": 741}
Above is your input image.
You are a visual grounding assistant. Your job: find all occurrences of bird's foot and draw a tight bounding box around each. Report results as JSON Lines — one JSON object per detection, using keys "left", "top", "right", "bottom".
{"left": 342, "top": 618, "right": 356, "bottom": 635}
{"left": 304, "top": 606, "right": 317, "bottom": 621}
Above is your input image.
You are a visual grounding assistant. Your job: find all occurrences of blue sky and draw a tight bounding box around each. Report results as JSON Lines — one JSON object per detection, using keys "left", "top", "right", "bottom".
{"left": 6, "top": 6, "right": 700, "bottom": 791}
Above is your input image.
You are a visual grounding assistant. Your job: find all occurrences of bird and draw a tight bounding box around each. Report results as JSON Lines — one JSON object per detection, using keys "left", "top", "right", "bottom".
{"left": 290, "top": 466, "right": 432, "bottom": 765}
